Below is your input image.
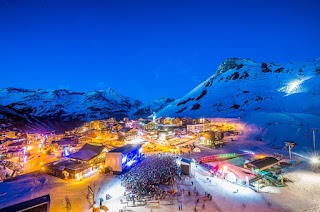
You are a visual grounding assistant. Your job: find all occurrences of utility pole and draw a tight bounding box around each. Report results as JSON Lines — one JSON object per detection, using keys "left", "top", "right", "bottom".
{"left": 311, "top": 129, "right": 318, "bottom": 150}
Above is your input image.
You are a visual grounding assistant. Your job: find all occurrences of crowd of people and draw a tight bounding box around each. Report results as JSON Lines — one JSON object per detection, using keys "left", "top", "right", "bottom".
{"left": 120, "top": 153, "right": 180, "bottom": 200}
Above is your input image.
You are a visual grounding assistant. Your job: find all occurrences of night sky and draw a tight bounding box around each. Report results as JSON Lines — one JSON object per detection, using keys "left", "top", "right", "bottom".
{"left": 0, "top": 0, "right": 319, "bottom": 100}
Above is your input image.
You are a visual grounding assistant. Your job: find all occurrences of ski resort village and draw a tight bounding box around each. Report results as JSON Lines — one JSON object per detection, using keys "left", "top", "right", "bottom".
{"left": 2, "top": 0, "right": 320, "bottom": 211}
{"left": 1, "top": 58, "right": 320, "bottom": 212}
{"left": 1, "top": 107, "right": 320, "bottom": 212}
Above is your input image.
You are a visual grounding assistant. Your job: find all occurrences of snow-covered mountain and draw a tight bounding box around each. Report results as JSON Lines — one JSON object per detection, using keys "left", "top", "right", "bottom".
{"left": 157, "top": 58, "right": 320, "bottom": 117}
{"left": 0, "top": 87, "right": 172, "bottom": 131}
{"left": 132, "top": 97, "right": 174, "bottom": 117}
{"left": 157, "top": 58, "right": 320, "bottom": 148}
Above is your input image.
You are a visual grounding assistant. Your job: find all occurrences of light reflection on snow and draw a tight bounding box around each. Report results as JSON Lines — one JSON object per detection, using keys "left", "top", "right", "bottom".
{"left": 278, "top": 76, "right": 312, "bottom": 96}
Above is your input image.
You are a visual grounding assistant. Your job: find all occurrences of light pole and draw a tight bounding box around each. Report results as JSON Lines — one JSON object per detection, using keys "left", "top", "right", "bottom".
{"left": 285, "top": 142, "right": 295, "bottom": 160}
{"left": 311, "top": 129, "right": 318, "bottom": 150}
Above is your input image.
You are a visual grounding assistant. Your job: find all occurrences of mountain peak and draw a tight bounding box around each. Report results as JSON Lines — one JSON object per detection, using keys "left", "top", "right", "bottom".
{"left": 216, "top": 58, "right": 257, "bottom": 75}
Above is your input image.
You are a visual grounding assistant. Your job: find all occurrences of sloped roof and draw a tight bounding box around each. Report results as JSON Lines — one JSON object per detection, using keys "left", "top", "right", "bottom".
{"left": 181, "top": 157, "right": 191, "bottom": 164}
{"left": 69, "top": 143, "right": 105, "bottom": 161}
{"left": 119, "top": 127, "right": 133, "bottom": 133}
{"left": 52, "top": 138, "right": 75, "bottom": 146}
{"left": 108, "top": 144, "right": 142, "bottom": 155}
{"left": 248, "top": 157, "right": 279, "bottom": 169}
{"left": 8, "top": 141, "right": 24, "bottom": 146}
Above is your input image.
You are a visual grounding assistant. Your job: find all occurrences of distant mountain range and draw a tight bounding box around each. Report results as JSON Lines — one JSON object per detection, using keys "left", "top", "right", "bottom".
{"left": 0, "top": 87, "right": 173, "bottom": 131}
{"left": 1, "top": 57, "right": 320, "bottom": 145}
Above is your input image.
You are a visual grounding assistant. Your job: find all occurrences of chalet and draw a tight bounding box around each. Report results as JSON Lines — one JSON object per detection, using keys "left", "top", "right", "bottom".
{"left": 173, "top": 118, "right": 182, "bottom": 126}
{"left": 112, "top": 123, "right": 123, "bottom": 132}
{"left": 106, "top": 117, "right": 117, "bottom": 124}
{"left": 181, "top": 117, "right": 193, "bottom": 126}
{"left": 142, "top": 121, "right": 158, "bottom": 131}
{"left": 6, "top": 139, "right": 25, "bottom": 151}
{"left": 45, "top": 159, "right": 92, "bottom": 180}
{"left": 158, "top": 117, "right": 165, "bottom": 124}
{"left": 197, "top": 118, "right": 207, "bottom": 124}
{"left": 158, "top": 130, "right": 174, "bottom": 141}
{"left": 86, "top": 129, "right": 100, "bottom": 138}
{"left": 99, "top": 120, "right": 109, "bottom": 129}
{"left": 163, "top": 117, "right": 173, "bottom": 125}
{"left": 78, "top": 135, "right": 92, "bottom": 144}
{"left": 68, "top": 143, "right": 106, "bottom": 166}
{"left": 51, "top": 137, "right": 79, "bottom": 151}
{"left": 86, "top": 121, "right": 100, "bottom": 130}
{"left": 44, "top": 143, "right": 107, "bottom": 180}
{"left": 119, "top": 128, "right": 138, "bottom": 141}
{"left": 186, "top": 123, "right": 210, "bottom": 133}
{"left": 5, "top": 131, "right": 17, "bottom": 139}
{"left": 100, "top": 129, "right": 112, "bottom": 136}
{"left": 1, "top": 138, "right": 25, "bottom": 148}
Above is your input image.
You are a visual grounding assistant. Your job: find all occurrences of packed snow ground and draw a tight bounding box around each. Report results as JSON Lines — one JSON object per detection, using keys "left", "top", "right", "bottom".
{"left": 1, "top": 142, "right": 320, "bottom": 212}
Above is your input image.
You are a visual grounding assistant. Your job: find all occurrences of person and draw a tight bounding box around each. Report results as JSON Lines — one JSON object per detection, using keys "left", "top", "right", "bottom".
{"left": 202, "top": 203, "right": 205, "bottom": 209}
{"left": 191, "top": 181, "right": 193, "bottom": 186}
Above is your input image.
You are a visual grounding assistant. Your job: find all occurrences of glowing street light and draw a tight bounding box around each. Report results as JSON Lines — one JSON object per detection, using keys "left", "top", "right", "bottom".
{"left": 311, "top": 156, "right": 319, "bottom": 164}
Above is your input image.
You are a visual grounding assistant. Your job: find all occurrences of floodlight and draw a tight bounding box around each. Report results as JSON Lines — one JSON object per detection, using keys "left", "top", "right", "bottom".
{"left": 311, "top": 156, "right": 319, "bottom": 164}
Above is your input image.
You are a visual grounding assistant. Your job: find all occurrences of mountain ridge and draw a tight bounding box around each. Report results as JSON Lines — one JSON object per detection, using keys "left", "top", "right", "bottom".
{"left": 157, "top": 57, "right": 320, "bottom": 117}
{"left": 1, "top": 57, "right": 320, "bottom": 137}
{"left": 0, "top": 87, "right": 173, "bottom": 131}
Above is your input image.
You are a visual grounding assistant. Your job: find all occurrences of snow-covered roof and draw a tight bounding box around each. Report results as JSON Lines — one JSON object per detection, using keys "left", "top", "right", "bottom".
{"left": 108, "top": 144, "right": 142, "bottom": 155}
{"left": 69, "top": 143, "right": 105, "bottom": 161}
{"left": 119, "top": 127, "right": 133, "bottom": 133}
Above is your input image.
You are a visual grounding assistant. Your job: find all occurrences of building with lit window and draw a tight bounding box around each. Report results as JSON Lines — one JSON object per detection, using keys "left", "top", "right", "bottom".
{"left": 186, "top": 123, "right": 210, "bottom": 133}
{"left": 105, "top": 144, "right": 143, "bottom": 173}
{"left": 45, "top": 143, "right": 106, "bottom": 180}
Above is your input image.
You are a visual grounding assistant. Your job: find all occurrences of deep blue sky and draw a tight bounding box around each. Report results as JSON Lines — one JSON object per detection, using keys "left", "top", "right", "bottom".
{"left": 0, "top": 0, "right": 319, "bottom": 101}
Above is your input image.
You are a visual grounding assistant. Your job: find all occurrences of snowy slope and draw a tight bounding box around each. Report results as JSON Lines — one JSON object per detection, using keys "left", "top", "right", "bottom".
{"left": 0, "top": 88, "right": 172, "bottom": 131}
{"left": 132, "top": 97, "right": 174, "bottom": 117}
{"left": 157, "top": 58, "right": 320, "bottom": 148}
{"left": 157, "top": 58, "right": 320, "bottom": 117}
